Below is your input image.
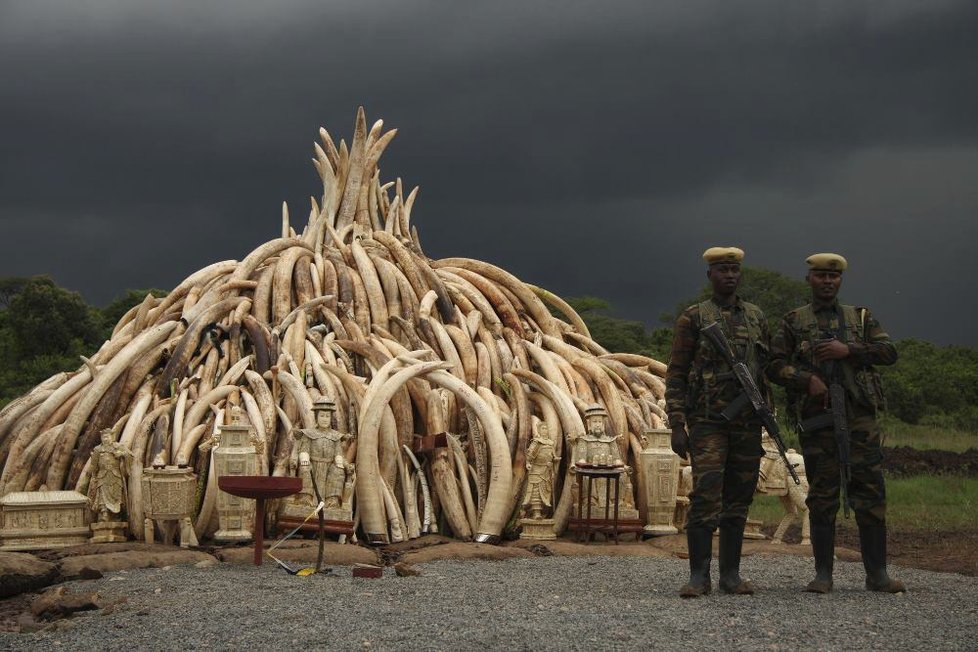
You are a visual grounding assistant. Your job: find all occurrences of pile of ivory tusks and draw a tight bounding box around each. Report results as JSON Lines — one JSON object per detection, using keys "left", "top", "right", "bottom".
{"left": 0, "top": 108, "right": 668, "bottom": 545}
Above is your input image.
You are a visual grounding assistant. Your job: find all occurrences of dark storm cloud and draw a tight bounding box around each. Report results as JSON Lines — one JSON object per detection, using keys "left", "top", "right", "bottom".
{"left": 1, "top": 0, "right": 977, "bottom": 344}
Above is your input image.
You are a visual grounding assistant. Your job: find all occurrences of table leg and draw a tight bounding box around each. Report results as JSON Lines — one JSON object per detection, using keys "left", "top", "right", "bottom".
{"left": 253, "top": 498, "right": 265, "bottom": 566}
{"left": 612, "top": 472, "right": 620, "bottom": 544}
{"left": 586, "top": 476, "right": 595, "bottom": 543}
{"left": 577, "top": 475, "right": 585, "bottom": 542}
{"left": 603, "top": 477, "right": 611, "bottom": 537}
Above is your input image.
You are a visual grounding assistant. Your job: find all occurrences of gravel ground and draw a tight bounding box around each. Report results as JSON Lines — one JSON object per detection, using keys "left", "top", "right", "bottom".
{"left": 1, "top": 555, "right": 976, "bottom": 651}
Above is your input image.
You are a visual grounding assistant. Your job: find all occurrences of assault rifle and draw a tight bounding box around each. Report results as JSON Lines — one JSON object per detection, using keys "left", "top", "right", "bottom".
{"left": 701, "top": 322, "right": 801, "bottom": 485}
{"left": 798, "top": 334, "right": 853, "bottom": 518}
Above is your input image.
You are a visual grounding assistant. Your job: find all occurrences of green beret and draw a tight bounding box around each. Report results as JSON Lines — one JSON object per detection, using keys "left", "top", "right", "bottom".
{"left": 702, "top": 246, "right": 744, "bottom": 265}
{"left": 806, "top": 253, "right": 847, "bottom": 272}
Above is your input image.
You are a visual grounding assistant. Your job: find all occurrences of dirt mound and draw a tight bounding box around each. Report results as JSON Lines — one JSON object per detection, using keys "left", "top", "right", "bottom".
{"left": 883, "top": 446, "right": 978, "bottom": 478}
{"left": 837, "top": 527, "right": 978, "bottom": 577}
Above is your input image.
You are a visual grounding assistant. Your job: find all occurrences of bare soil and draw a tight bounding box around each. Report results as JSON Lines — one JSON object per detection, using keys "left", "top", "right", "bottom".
{"left": 841, "top": 527, "right": 978, "bottom": 577}
{"left": 883, "top": 445, "right": 978, "bottom": 477}
{"left": 765, "top": 445, "right": 978, "bottom": 575}
{"left": 769, "top": 524, "right": 978, "bottom": 577}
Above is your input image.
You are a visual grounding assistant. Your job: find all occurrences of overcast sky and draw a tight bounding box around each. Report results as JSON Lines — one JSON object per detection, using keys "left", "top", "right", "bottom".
{"left": 2, "top": 1, "right": 976, "bottom": 345}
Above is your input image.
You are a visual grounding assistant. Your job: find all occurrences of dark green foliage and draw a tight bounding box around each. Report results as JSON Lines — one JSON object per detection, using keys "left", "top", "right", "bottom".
{"left": 0, "top": 278, "right": 168, "bottom": 407}
{"left": 565, "top": 296, "right": 671, "bottom": 361}
{"left": 0, "top": 277, "right": 34, "bottom": 309}
{"left": 881, "top": 339, "right": 978, "bottom": 431}
{"left": 661, "top": 265, "right": 810, "bottom": 330}
{"left": 3, "top": 277, "right": 103, "bottom": 358}
{"left": 0, "top": 276, "right": 104, "bottom": 405}
{"left": 99, "top": 288, "right": 169, "bottom": 339}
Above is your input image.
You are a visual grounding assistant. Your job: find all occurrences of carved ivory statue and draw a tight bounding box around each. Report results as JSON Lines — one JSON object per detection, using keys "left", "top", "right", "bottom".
{"left": 575, "top": 404, "right": 623, "bottom": 468}
{"left": 570, "top": 404, "right": 637, "bottom": 519}
{"left": 88, "top": 429, "right": 133, "bottom": 523}
{"left": 756, "top": 432, "right": 810, "bottom": 545}
{"left": 290, "top": 398, "right": 353, "bottom": 515}
{"left": 521, "top": 421, "right": 559, "bottom": 520}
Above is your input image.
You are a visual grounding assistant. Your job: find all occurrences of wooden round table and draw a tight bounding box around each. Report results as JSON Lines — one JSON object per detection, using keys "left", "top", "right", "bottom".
{"left": 217, "top": 476, "right": 302, "bottom": 565}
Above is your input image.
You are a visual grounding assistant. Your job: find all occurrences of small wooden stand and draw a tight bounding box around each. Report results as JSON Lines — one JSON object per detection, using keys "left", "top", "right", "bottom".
{"left": 569, "top": 466, "right": 623, "bottom": 543}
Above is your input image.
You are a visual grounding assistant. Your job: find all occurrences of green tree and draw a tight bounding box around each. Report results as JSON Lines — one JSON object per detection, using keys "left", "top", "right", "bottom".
{"left": 99, "top": 288, "right": 169, "bottom": 338}
{"left": 0, "top": 276, "right": 105, "bottom": 405}
{"left": 565, "top": 296, "right": 671, "bottom": 360}
{"left": 0, "top": 279, "right": 175, "bottom": 406}
{"left": 662, "top": 265, "right": 810, "bottom": 329}
{"left": 881, "top": 339, "right": 978, "bottom": 430}
{"left": 4, "top": 277, "right": 102, "bottom": 359}
{"left": 0, "top": 277, "right": 33, "bottom": 309}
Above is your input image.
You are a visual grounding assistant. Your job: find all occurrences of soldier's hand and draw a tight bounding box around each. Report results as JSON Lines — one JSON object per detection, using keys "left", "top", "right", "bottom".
{"left": 670, "top": 425, "right": 689, "bottom": 460}
{"left": 808, "top": 374, "right": 828, "bottom": 398}
{"left": 814, "top": 338, "right": 849, "bottom": 362}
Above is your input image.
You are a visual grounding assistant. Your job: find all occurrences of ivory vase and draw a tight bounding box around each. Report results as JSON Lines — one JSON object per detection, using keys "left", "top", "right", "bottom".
{"left": 640, "top": 429, "right": 679, "bottom": 535}
{"left": 213, "top": 421, "right": 257, "bottom": 542}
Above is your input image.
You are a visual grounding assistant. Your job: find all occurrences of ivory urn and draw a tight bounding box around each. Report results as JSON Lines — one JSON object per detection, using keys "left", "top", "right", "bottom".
{"left": 142, "top": 466, "right": 199, "bottom": 547}
{"left": 639, "top": 428, "right": 680, "bottom": 536}
{"left": 212, "top": 415, "right": 258, "bottom": 542}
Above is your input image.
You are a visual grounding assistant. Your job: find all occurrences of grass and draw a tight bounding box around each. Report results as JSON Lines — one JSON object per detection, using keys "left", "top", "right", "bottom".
{"left": 749, "top": 494, "right": 799, "bottom": 527}
{"left": 879, "top": 416, "right": 978, "bottom": 452}
{"left": 884, "top": 475, "right": 978, "bottom": 530}
{"left": 749, "top": 476, "right": 978, "bottom": 531}
{"left": 769, "top": 415, "right": 977, "bottom": 453}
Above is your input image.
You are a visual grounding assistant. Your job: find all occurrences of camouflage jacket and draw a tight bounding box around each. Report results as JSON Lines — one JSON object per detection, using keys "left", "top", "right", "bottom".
{"left": 665, "top": 296, "right": 771, "bottom": 427}
{"left": 767, "top": 299, "right": 897, "bottom": 420}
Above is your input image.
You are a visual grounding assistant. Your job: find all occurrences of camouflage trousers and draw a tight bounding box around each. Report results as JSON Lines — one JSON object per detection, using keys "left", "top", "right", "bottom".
{"left": 800, "top": 414, "right": 886, "bottom": 528}
{"left": 686, "top": 421, "right": 763, "bottom": 531}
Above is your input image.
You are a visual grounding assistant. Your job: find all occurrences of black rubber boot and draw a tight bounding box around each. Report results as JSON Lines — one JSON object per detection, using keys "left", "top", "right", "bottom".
{"left": 679, "top": 527, "right": 713, "bottom": 598}
{"left": 718, "top": 524, "right": 755, "bottom": 595}
{"left": 805, "top": 524, "right": 835, "bottom": 593}
{"left": 859, "top": 524, "right": 906, "bottom": 593}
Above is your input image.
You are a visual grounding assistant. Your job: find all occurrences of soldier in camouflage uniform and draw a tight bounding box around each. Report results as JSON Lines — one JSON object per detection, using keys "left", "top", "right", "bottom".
{"left": 666, "top": 247, "right": 770, "bottom": 598}
{"left": 767, "top": 253, "right": 904, "bottom": 594}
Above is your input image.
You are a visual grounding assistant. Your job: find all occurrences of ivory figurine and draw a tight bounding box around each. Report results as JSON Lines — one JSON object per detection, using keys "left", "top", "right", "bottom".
{"left": 757, "top": 433, "right": 810, "bottom": 545}
{"left": 88, "top": 429, "right": 133, "bottom": 523}
{"left": 290, "top": 398, "right": 353, "bottom": 517}
{"left": 575, "top": 404, "right": 624, "bottom": 468}
{"left": 571, "top": 405, "right": 638, "bottom": 520}
{"left": 521, "top": 421, "right": 559, "bottom": 520}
